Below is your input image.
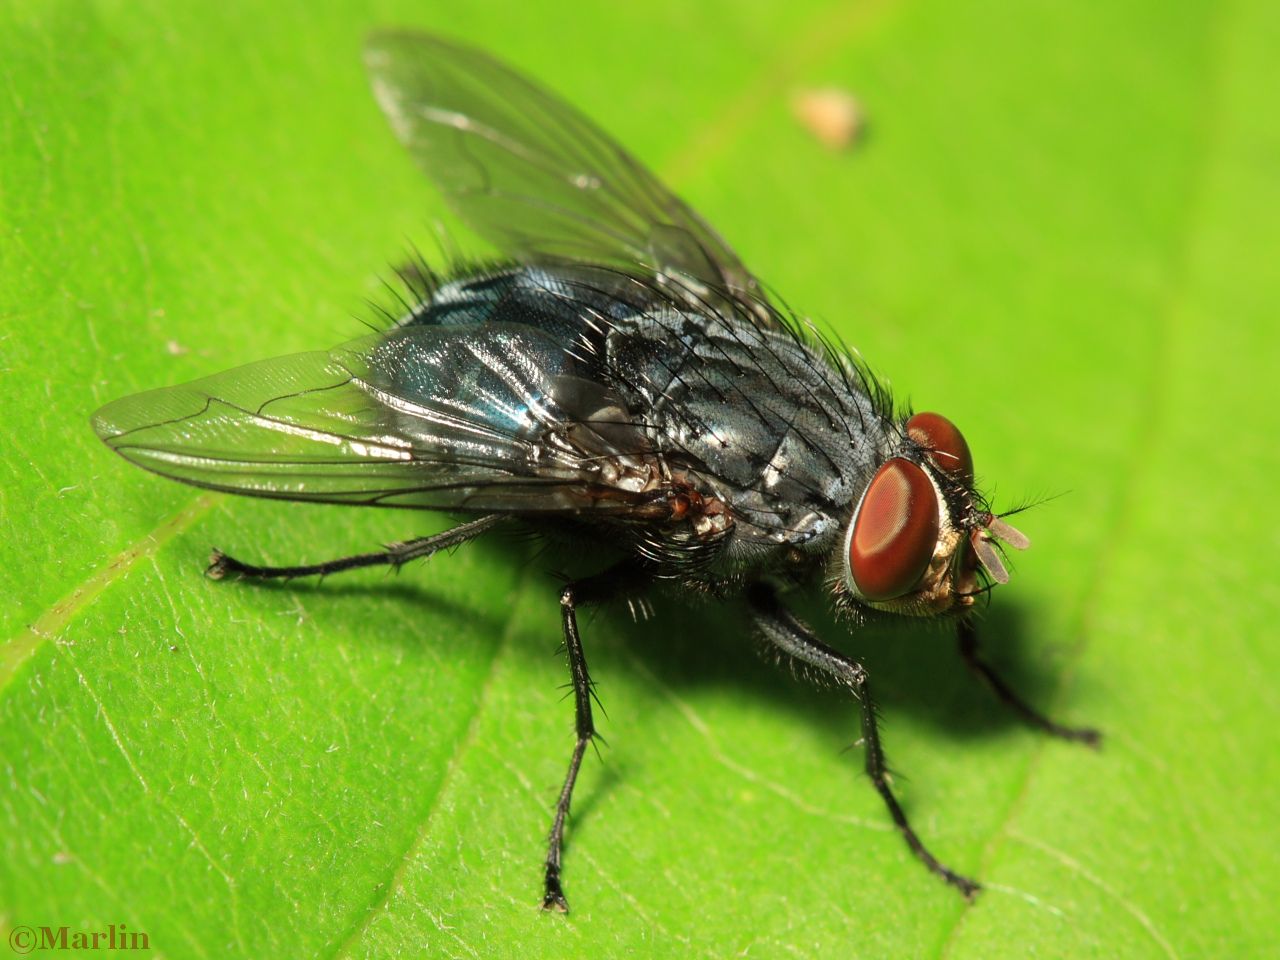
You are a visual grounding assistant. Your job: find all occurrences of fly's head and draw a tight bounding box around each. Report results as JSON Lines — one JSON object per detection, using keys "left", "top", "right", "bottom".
{"left": 835, "top": 412, "right": 1029, "bottom": 618}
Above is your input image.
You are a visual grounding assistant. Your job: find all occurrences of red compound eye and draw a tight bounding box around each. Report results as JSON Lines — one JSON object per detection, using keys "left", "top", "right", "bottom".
{"left": 849, "top": 458, "right": 940, "bottom": 601}
{"left": 906, "top": 412, "right": 973, "bottom": 485}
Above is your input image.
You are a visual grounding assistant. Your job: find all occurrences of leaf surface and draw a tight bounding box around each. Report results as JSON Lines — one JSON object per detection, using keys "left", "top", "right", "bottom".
{"left": 2, "top": 1, "right": 1276, "bottom": 957}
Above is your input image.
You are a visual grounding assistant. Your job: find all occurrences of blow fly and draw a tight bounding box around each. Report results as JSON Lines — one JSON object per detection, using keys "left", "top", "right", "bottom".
{"left": 91, "top": 32, "right": 1098, "bottom": 911}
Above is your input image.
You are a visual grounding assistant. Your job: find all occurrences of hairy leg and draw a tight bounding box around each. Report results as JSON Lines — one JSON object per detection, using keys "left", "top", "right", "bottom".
{"left": 958, "top": 620, "right": 1101, "bottom": 746}
{"left": 206, "top": 514, "right": 502, "bottom": 580}
{"left": 747, "top": 582, "right": 980, "bottom": 898}
{"left": 542, "top": 562, "right": 648, "bottom": 912}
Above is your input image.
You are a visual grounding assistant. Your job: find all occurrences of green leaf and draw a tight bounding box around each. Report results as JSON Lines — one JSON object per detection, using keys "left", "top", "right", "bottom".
{"left": 3, "top": 1, "right": 1276, "bottom": 957}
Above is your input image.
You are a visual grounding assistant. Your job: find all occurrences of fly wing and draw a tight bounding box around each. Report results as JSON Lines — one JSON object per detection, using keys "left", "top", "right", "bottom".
{"left": 364, "top": 30, "right": 771, "bottom": 323}
{"left": 91, "top": 323, "right": 659, "bottom": 514}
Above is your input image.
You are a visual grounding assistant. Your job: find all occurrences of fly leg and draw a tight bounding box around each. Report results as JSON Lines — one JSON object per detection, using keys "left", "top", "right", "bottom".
{"left": 747, "top": 582, "right": 980, "bottom": 899}
{"left": 542, "top": 563, "right": 647, "bottom": 913}
{"left": 957, "top": 620, "right": 1100, "bottom": 745}
{"left": 205, "top": 515, "right": 502, "bottom": 581}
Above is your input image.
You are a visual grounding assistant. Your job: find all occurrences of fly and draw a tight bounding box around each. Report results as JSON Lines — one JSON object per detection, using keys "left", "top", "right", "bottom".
{"left": 91, "top": 31, "right": 1099, "bottom": 911}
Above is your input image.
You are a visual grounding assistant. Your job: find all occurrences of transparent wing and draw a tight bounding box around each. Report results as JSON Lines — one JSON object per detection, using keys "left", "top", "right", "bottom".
{"left": 364, "top": 30, "right": 771, "bottom": 322}
{"left": 91, "top": 323, "right": 658, "bottom": 514}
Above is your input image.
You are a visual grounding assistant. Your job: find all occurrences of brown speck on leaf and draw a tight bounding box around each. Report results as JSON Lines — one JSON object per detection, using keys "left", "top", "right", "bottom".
{"left": 792, "top": 88, "right": 864, "bottom": 150}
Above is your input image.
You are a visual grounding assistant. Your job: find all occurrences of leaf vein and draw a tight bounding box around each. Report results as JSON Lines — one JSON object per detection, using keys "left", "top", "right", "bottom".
{"left": 932, "top": 3, "right": 1232, "bottom": 955}
{"left": 325, "top": 565, "right": 537, "bottom": 960}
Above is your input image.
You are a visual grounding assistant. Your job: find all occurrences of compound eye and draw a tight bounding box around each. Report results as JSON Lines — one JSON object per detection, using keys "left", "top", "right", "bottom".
{"left": 906, "top": 412, "right": 973, "bottom": 485}
{"left": 849, "top": 458, "right": 940, "bottom": 601}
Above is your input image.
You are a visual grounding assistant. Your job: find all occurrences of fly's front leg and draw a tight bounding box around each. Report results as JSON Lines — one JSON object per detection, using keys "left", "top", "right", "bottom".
{"left": 957, "top": 620, "right": 1101, "bottom": 746}
{"left": 542, "top": 563, "right": 647, "bottom": 913}
{"left": 205, "top": 515, "right": 502, "bottom": 581}
{"left": 747, "top": 582, "right": 980, "bottom": 899}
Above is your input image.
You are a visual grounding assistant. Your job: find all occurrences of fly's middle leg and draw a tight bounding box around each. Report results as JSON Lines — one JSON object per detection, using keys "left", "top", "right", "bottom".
{"left": 542, "top": 563, "right": 645, "bottom": 913}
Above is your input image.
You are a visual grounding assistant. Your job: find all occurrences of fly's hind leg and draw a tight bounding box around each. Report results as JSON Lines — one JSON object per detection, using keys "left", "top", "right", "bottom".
{"left": 957, "top": 620, "right": 1101, "bottom": 746}
{"left": 542, "top": 563, "right": 647, "bottom": 913}
{"left": 206, "top": 514, "right": 502, "bottom": 581}
{"left": 747, "top": 582, "right": 980, "bottom": 899}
